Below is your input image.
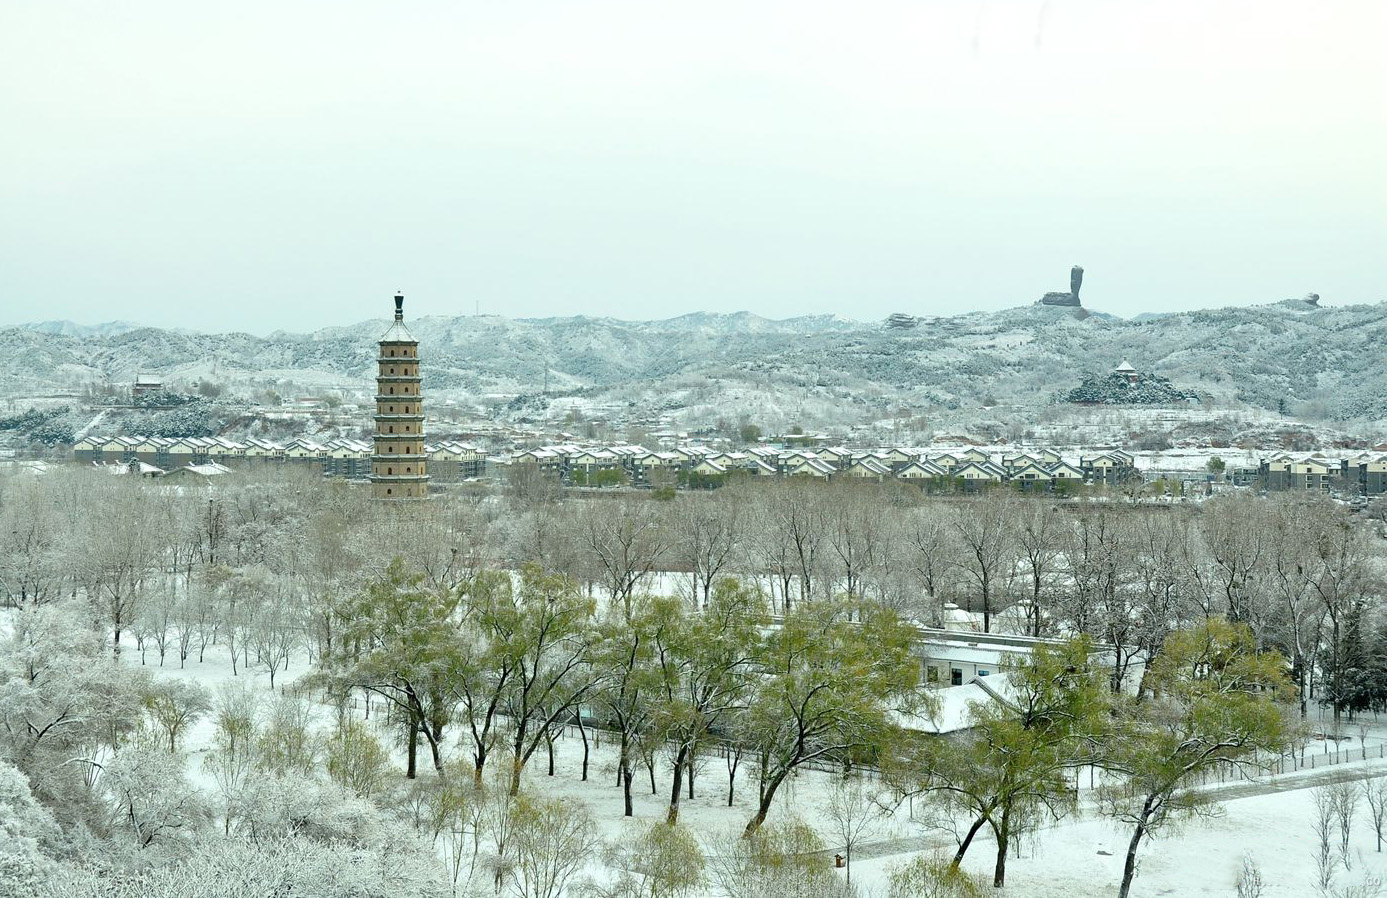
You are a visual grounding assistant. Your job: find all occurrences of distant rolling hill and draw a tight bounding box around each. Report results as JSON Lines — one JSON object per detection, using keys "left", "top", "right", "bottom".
{"left": 4, "top": 298, "right": 1385, "bottom": 430}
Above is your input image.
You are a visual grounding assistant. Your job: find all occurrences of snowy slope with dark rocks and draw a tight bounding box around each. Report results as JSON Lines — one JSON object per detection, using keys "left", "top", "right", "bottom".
{"left": 3, "top": 299, "right": 1385, "bottom": 428}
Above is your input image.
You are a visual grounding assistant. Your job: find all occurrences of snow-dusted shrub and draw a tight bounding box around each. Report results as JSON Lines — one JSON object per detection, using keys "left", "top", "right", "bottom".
{"left": 0, "top": 761, "right": 62, "bottom": 898}
{"left": 887, "top": 855, "right": 986, "bottom": 898}
{"left": 37, "top": 835, "right": 447, "bottom": 898}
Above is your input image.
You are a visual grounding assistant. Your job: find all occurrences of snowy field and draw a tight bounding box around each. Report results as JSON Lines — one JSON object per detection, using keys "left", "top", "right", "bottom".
{"left": 113, "top": 630, "right": 1387, "bottom": 898}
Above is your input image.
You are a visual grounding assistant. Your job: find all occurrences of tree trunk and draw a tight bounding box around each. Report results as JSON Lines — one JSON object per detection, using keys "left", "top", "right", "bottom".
{"left": 727, "top": 752, "right": 739, "bottom": 807}
{"left": 578, "top": 715, "right": 589, "bottom": 782}
{"left": 1118, "top": 799, "right": 1154, "bottom": 898}
{"left": 952, "top": 814, "right": 989, "bottom": 868}
{"left": 1031, "top": 574, "right": 1044, "bottom": 637}
{"left": 743, "top": 771, "right": 789, "bottom": 837}
{"left": 472, "top": 743, "right": 487, "bottom": 788}
{"left": 622, "top": 763, "right": 634, "bottom": 817}
{"left": 423, "top": 728, "right": 443, "bottom": 775}
{"left": 547, "top": 732, "right": 555, "bottom": 776}
{"left": 992, "top": 806, "right": 1011, "bottom": 888}
{"left": 406, "top": 720, "right": 418, "bottom": 779}
{"left": 668, "top": 744, "right": 689, "bottom": 825}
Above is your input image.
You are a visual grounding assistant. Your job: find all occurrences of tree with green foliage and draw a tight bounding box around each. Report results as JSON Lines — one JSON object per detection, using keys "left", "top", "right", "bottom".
{"left": 887, "top": 855, "right": 986, "bottom": 898}
{"left": 142, "top": 678, "right": 211, "bottom": 753}
{"left": 741, "top": 597, "right": 921, "bottom": 836}
{"left": 591, "top": 468, "right": 627, "bottom": 488}
{"left": 494, "top": 567, "right": 597, "bottom": 795}
{"left": 597, "top": 820, "right": 706, "bottom": 898}
{"left": 506, "top": 793, "right": 599, "bottom": 898}
{"left": 1101, "top": 619, "right": 1295, "bottom": 898}
{"left": 650, "top": 579, "right": 765, "bottom": 824}
{"left": 447, "top": 570, "right": 521, "bottom": 787}
{"left": 591, "top": 590, "right": 661, "bottom": 817}
{"left": 318, "top": 559, "right": 463, "bottom": 778}
{"left": 325, "top": 718, "right": 392, "bottom": 799}
{"left": 904, "top": 636, "right": 1109, "bottom": 887}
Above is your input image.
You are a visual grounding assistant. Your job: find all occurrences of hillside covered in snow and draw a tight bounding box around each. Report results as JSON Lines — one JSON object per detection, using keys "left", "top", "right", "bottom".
{"left": 3, "top": 298, "right": 1385, "bottom": 432}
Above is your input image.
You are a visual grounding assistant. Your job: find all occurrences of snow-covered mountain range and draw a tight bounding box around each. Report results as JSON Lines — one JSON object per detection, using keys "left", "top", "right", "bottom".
{"left": 3, "top": 299, "right": 1384, "bottom": 431}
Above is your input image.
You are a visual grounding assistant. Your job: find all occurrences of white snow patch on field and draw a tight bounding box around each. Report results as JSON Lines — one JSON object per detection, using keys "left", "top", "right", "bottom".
{"left": 111, "top": 633, "right": 1387, "bottom": 897}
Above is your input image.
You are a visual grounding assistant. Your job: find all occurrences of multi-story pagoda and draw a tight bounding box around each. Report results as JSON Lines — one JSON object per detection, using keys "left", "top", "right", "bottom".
{"left": 371, "top": 293, "right": 429, "bottom": 499}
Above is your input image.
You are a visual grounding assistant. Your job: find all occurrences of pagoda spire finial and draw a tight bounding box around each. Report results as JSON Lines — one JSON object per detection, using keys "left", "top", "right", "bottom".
{"left": 394, "top": 292, "right": 404, "bottom": 321}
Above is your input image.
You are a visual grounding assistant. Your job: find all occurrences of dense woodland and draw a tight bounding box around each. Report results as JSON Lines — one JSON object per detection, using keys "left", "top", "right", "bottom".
{"left": 0, "top": 468, "right": 1383, "bottom": 897}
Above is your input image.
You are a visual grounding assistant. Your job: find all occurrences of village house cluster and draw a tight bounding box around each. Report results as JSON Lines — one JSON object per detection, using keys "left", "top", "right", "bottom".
{"left": 506, "top": 443, "right": 1140, "bottom": 490}
{"left": 70, "top": 435, "right": 487, "bottom": 482}
{"left": 1254, "top": 453, "right": 1387, "bottom": 496}
{"left": 63, "top": 438, "right": 1387, "bottom": 498}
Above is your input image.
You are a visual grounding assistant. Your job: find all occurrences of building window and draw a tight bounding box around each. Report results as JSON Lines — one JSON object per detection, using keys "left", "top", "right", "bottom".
{"left": 389, "top": 426, "right": 394, "bottom": 433}
{"left": 387, "top": 467, "right": 392, "bottom": 475}
{"left": 951, "top": 668, "right": 963, "bottom": 686}
{"left": 978, "top": 670, "right": 989, "bottom": 677}
{"left": 389, "top": 387, "right": 395, "bottom": 394}
{"left": 390, "top": 368, "right": 395, "bottom": 374}
{"left": 386, "top": 488, "right": 392, "bottom": 495}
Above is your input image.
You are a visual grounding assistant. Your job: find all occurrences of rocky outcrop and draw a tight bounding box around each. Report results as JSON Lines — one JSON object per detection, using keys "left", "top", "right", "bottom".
{"left": 1038, "top": 265, "right": 1084, "bottom": 306}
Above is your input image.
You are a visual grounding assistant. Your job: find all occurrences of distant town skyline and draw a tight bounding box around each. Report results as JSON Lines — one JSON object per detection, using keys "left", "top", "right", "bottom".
{"left": 2, "top": 1, "right": 1383, "bottom": 334}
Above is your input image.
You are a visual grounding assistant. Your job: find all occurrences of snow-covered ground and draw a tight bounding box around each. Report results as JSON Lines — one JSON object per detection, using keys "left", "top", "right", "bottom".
{"left": 116, "top": 634, "right": 1387, "bottom": 897}
{"left": 850, "top": 775, "right": 1387, "bottom": 898}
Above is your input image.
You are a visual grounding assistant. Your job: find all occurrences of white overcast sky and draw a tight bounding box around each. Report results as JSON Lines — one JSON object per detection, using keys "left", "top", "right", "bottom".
{"left": 0, "top": 1, "right": 1382, "bottom": 333}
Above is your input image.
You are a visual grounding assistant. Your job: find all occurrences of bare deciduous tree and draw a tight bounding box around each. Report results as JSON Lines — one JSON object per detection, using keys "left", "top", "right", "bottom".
{"left": 1013, "top": 499, "right": 1064, "bottom": 636}
{"left": 949, "top": 492, "right": 1015, "bottom": 634}
{"left": 824, "top": 776, "right": 888, "bottom": 884}
{"left": 578, "top": 497, "right": 670, "bottom": 614}
{"left": 1314, "top": 785, "right": 1338, "bottom": 892}
{"left": 674, "top": 490, "right": 742, "bottom": 609}
{"left": 1363, "top": 778, "right": 1387, "bottom": 853}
